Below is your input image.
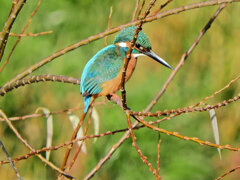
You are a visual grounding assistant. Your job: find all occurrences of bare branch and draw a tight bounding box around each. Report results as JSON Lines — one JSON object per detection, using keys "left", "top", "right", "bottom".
{"left": 120, "top": 0, "right": 157, "bottom": 110}
{"left": 84, "top": 3, "right": 233, "bottom": 177}
{"left": 137, "top": 0, "right": 145, "bottom": 19}
{"left": 0, "top": 0, "right": 43, "bottom": 72}
{"left": 150, "top": 0, "right": 174, "bottom": 16}
{"left": 1, "top": 0, "right": 237, "bottom": 90}
{"left": 9, "top": 31, "right": 53, "bottom": 37}
{"left": 0, "top": 75, "right": 80, "bottom": 97}
{"left": 130, "top": 92, "right": 240, "bottom": 118}
{"left": 129, "top": 110, "right": 240, "bottom": 151}
{"left": 146, "top": 3, "right": 227, "bottom": 111}
{"left": 104, "top": 6, "right": 113, "bottom": 47}
{"left": 0, "top": 140, "right": 22, "bottom": 180}
{"left": 216, "top": 166, "right": 240, "bottom": 180}
{"left": 132, "top": 0, "right": 141, "bottom": 21}
{"left": 0, "top": 0, "right": 26, "bottom": 62}
{"left": 0, "top": 110, "right": 75, "bottom": 179}
{"left": 126, "top": 112, "right": 160, "bottom": 178}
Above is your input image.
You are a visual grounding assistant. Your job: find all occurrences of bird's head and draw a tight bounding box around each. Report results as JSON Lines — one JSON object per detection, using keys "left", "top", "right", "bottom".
{"left": 114, "top": 26, "right": 173, "bottom": 70}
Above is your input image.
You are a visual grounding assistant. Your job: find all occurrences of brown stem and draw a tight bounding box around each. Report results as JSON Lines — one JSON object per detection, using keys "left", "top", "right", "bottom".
{"left": 0, "top": 0, "right": 43, "bottom": 72}
{"left": 146, "top": 3, "right": 227, "bottom": 111}
{"left": 1, "top": 0, "right": 237, "bottom": 90}
{"left": 0, "top": 0, "right": 26, "bottom": 62}
{"left": 0, "top": 110, "right": 74, "bottom": 179}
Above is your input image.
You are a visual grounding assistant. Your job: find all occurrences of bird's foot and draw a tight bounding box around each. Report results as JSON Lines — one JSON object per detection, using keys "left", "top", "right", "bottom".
{"left": 106, "top": 93, "right": 131, "bottom": 110}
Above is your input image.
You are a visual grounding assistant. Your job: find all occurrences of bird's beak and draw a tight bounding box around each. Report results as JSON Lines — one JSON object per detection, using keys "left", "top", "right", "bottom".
{"left": 143, "top": 50, "right": 173, "bottom": 70}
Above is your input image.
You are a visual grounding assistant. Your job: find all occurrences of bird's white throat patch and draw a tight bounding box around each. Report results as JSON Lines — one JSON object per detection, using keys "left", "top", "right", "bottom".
{"left": 133, "top": 54, "right": 145, "bottom": 58}
{"left": 117, "top": 42, "right": 128, "bottom": 47}
{"left": 117, "top": 42, "right": 145, "bottom": 58}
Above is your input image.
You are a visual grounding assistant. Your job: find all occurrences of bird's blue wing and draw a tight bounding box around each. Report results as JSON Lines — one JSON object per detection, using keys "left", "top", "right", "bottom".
{"left": 80, "top": 44, "right": 126, "bottom": 96}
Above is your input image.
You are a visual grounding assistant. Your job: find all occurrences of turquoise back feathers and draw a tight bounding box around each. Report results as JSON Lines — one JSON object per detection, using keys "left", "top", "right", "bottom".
{"left": 80, "top": 26, "right": 173, "bottom": 113}
{"left": 80, "top": 44, "right": 128, "bottom": 112}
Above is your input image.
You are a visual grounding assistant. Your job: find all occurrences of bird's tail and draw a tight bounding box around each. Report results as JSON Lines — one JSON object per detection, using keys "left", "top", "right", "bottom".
{"left": 84, "top": 95, "right": 92, "bottom": 113}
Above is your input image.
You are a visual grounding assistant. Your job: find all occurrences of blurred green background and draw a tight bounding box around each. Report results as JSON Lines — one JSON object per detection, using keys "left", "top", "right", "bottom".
{"left": 0, "top": 0, "right": 240, "bottom": 179}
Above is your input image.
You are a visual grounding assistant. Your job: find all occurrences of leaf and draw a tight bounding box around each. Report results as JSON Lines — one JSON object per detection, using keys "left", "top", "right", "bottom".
{"left": 91, "top": 107, "right": 99, "bottom": 143}
{"left": 209, "top": 109, "right": 222, "bottom": 160}
{"left": 36, "top": 107, "right": 53, "bottom": 161}
{"left": 68, "top": 113, "right": 87, "bottom": 154}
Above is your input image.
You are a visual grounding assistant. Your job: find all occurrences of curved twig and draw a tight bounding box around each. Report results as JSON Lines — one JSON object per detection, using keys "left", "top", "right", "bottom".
{"left": 0, "top": 110, "right": 75, "bottom": 179}
{"left": 0, "top": 75, "right": 80, "bottom": 96}
{"left": 1, "top": 0, "right": 238, "bottom": 90}
{"left": 0, "top": 0, "right": 26, "bottom": 62}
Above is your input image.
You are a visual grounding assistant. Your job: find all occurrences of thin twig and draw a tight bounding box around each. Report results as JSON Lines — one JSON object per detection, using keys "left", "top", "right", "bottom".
{"left": 0, "top": 0, "right": 26, "bottom": 62}
{"left": 84, "top": 3, "right": 231, "bottom": 178}
{"left": 0, "top": 126, "right": 131, "bottom": 166}
{"left": 150, "top": 0, "right": 174, "bottom": 17}
{"left": 0, "top": 0, "right": 43, "bottom": 73}
{"left": 132, "top": 0, "right": 141, "bottom": 21}
{"left": 156, "top": 124, "right": 161, "bottom": 177}
{"left": 84, "top": 129, "right": 131, "bottom": 180}
{"left": 130, "top": 92, "right": 240, "bottom": 118}
{"left": 1, "top": 113, "right": 240, "bottom": 167}
{"left": 1, "top": 92, "right": 240, "bottom": 167}
{"left": 121, "top": 2, "right": 158, "bottom": 177}
{"left": 0, "top": 75, "right": 80, "bottom": 97}
{"left": 2, "top": 70, "right": 238, "bottom": 121}
{"left": 1, "top": 0, "right": 237, "bottom": 89}
{"left": 120, "top": 0, "right": 157, "bottom": 110}
{"left": 9, "top": 31, "right": 53, "bottom": 37}
{"left": 146, "top": 3, "right": 227, "bottom": 111}
{"left": 9, "top": 0, "right": 19, "bottom": 17}
{"left": 137, "top": 0, "right": 145, "bottom": 19}
{"left": 192, "top": 73, "right": 240, "bottom": 108}
{"left": 129, "top": 110, "right": 240, "bottom": 151}
{"left": 215, "top": 166, "right": 240, "bottom": 180}
{"left": 104, "top": 6, "right": 113, "bottom": 47}
{"left": 0, "top": 110, "right": 75, "bottom": 180}
{"left": 1, "top": 90, "right": 239, "bottom": 133}
{"left": 0, "top": 103, "right": 82, "bottom": 122}
{"left": 63, "top": 108, "right": 92, "bottom": 176}
{"left": 0, "top": 140, "right": 22, "bottom": 180}
{"left": 59, "top": 112, "right": 87, "bottom": 175}
{"left": 126, "top": 113, "right": 160, "bottom": 179}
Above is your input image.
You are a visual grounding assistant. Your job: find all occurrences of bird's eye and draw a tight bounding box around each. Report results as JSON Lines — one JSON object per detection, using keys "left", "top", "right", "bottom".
{"left": 136, "top": 44, "right": 141, "bottom": 49}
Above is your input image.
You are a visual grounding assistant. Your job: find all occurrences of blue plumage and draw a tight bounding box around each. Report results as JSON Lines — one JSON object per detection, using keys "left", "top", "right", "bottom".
{"left": 80, "top": 26, "right": 173, "bottom": 113}
{"left": 83, "top": 96, "right": 91, "bottom": 113}
{"left": 80, "top": 44, "right": 128, "bottom": 112}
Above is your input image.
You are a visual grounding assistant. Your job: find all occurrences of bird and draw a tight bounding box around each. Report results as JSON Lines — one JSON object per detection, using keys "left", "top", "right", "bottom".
{"left": 80, "top": 26, "right": 173, "bottom": 113}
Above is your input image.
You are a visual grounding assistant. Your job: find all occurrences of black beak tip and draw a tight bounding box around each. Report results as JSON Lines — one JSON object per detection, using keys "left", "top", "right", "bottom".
{"left": 169, "top": 66, "right": 174, "bottom": 70}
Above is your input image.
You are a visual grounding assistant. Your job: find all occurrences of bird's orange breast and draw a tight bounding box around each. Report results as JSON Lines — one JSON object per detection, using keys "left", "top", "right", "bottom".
{"left": 99, "top": 56, "right": 137, "bottom": 96}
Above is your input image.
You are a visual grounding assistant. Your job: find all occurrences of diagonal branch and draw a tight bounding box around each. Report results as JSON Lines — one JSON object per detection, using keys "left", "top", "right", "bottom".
{"left": 0, "top": 140, "right": 22, "bottom": 180}
{"left": 0, "top": 0, "right": 43, "bottom": 72}
{"left": 0, "top": 110, "right": 75, "bottom": 180}
{"left": 128, "top": 110, "right": 240, "bottom": 151}
{"left": 120, "top": 0, "right": 157, "bottom": 110}
{"left": 84, "top": 3, "right": 229, "bottom": 178}
{"left": 1, "top": 0, "right": 238, "bottom": 90}
{"left": 0, "top": 0, "right": 26, "bottom": 62}
{"left": 126, "top": 112, "right": 160, "bottom": 179}
{"left": 0, "top": 75, "right": 80, "bottom": 97}
{"left": 146, "top": 3, "right": 227, "bottom": 111}
{"left": 1, "top": 101, "right": 240, "bottom": 167}
{"left": 216, "top": 166, "right": 240, "bottom": 180}
{"left": 132, "top": 0, "right": 141, "bottom": 21}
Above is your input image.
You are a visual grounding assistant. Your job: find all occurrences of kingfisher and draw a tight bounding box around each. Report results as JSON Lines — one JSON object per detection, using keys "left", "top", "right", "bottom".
{"left": 80, "top": 26, "right": 173, "bottom": 113}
